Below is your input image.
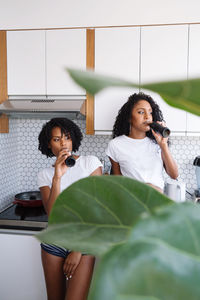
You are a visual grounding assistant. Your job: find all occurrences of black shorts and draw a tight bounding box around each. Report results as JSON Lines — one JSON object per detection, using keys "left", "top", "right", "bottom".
{"left": 41, "top": 243, "right": 71, "bottom": 258}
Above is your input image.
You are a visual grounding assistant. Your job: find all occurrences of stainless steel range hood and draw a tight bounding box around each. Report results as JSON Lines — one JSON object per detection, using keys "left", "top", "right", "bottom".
{"left": 0, "top": 95, "right": 86, "bottom": 119}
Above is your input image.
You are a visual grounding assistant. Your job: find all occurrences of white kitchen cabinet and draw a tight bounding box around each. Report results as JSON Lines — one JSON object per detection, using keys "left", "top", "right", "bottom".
{"left": 7, "top": 30, "right": 46, "bottom": 95}
{"left": 94, "top": 86, "right": 139, "bottom": 134}
{"left": 0, "top": 232, "right": 46, "bottom": 300}
{"left": 7, "top": 29, "right": 86, "bottom": 96}
{"left": 46, "top": 29, "right": 86, "bottom": 95}
{"left": 187, "top": 24, "right": 200, "bottom": 135}
{"left": 95, "top": 27, "right": 140, "bottom": 133}
{"left": 140, "top": 25, "right": 188, "bottom": 134}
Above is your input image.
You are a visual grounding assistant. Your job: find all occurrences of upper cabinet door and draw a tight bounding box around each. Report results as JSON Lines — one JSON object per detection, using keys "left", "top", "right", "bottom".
{"left": 46, "top": 29, "right": 86, "bottom": 95}
{"left": 187, "top": 24, "right": 200, "bottom": 135}
{"left": 7, "top": 30, "right": 46, "bottom": 95}
{"left": 140, "top": 25, "right": 188, "bottom": 134}
{"left": 95, "top": 27, "right": 140, "bottom": 133}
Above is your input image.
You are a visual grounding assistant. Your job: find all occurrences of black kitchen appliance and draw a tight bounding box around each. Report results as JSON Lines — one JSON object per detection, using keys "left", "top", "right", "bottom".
{"left": 0, "top": 202, "right": 48, "bottom": 231}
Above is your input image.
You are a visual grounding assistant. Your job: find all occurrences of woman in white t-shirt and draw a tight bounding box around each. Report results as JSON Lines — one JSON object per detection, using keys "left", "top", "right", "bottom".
{"left": 106, "top": 92, "right": 178, "bottom": 192}
{"left": 38, "top": 118, "right": 102, "bottom": 300}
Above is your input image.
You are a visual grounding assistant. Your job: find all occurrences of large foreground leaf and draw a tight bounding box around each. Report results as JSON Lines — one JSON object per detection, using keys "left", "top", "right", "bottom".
{"left": 89, "top": 203, "right": 200, "bottom": 300}
{"left": 67, "top": 68, "right": 200, "bottom": 116}
{"left": 38, "top": 222, "right": 129, "bottom": 256}
{"left": 129, "top": 202, "right": 200, "bottom": 256}
{"left": 116, "top": 297, "right": 158, "bottom": 300}
{"left": 37, "top": 176, "right": 172, "bottom": 256}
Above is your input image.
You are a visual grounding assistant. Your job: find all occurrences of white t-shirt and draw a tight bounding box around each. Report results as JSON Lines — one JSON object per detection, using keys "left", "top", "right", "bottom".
{"left": 106, "top": 135, "right": 164, "bottom": 190}
{"left": 37, "top": 155, "right": 102, "bottom": 192}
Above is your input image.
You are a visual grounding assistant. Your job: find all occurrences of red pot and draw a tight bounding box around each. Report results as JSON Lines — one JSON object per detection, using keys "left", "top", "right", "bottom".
{"left": 13, "top": 191, "right": 43, "bottom": 207}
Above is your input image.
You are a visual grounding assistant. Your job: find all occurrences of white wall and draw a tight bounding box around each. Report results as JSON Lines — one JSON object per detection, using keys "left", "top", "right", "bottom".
{"left": 0, "top": 0, "right": 200, "bottom": 30}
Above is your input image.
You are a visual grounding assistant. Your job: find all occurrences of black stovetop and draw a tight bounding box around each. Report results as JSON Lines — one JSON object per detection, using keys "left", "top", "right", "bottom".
{"left": 0, "top": 204, "right": 48, "bottom": 231}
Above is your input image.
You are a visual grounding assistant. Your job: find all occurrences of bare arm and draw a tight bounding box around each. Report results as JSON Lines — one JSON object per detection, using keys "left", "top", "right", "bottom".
{"left": 90, "top": 166, "right": 102, "bottom": 176}
{"left": 161, "top": 144, "right": 178, "bottom": 179}
{"left": 40, "top": 176, "right": 61, "bottom": 216}
{"left": 40, "top": 148, "right": 71, "bottom": 216}
{"left": 109, "top": 157, "right": 122, "bottom": 175}
{"left": 151, "top": 124, "right": 178, "bottom": 180}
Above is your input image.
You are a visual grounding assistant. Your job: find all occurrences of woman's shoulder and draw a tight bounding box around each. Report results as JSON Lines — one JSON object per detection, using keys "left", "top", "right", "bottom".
{"left": 106, "top": 136, "right": 127, "bottom": 160}
{"left": 79, "top": 155, "right": 102, "bottom": 164}
{"left": 78, "top": 155, "right": 103, "bottom": 172}
{"left": 38, "top": 166, "right": 54, "bottom": 177}
{"left": 37, "top": 166, "right": 54, "bottom": 187}
{"left": 108, "top": 135, "right": 126, "bottom": 145}
{"left": 113, "top": 135, "right": 126, "bottom": 141}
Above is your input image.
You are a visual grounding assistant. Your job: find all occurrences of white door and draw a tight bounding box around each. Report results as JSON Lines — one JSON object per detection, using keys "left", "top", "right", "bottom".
{"left": 95, "top": 27, "right": 140, "bottom": 133}
{"left": 140, "top": 25, "right": 188, "bottom": 134}
{"left": 7, "top": 30, "right": 46, "bottom": 95}
{"left": 187, "top": 24, "right": 200, "bottom": 135}
{"left": 46, "top": 29, "right": 86, "bottom": 95}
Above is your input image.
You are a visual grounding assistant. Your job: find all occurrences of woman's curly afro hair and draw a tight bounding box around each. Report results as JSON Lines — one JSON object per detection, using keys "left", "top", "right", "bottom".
{"left": 112, "top": 92, "right": 165, "bottom": 143}
{"left": 38, "top": 118, "right": 83, "bottom": 157}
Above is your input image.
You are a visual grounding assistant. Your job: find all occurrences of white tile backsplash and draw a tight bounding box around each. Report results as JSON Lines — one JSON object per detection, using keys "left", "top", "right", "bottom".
{"left": 0, "top": 119, "right": 18, "bottom": 211}
{"left": 0, "top": 118, "right": 199, "bottom": 210}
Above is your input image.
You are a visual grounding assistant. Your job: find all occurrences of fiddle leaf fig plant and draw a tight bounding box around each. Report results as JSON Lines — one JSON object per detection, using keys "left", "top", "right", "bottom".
{"left": 37, "top": 68, "right": 200, "bottom": 300}
{"left": 67, "top": 68, "right": 200, "bottom": 116}
{"left": 37, "top": 177, "right": 200, "bottom": 300}
{"left": 89, "top": 203, "right": 200, "bottom": 300}
{"left": 38, "top": 176, "right": 172, "bottom": 256}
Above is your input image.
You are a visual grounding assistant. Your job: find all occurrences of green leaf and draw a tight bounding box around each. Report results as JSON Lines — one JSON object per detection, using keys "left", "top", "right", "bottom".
{"left": 141, "top": 79, "right": 200, "bottom": 116}
{"left": 67, "top": 68, "right": 138, "bottom": 95}
{"left": 37, "top": 223, "right": 129, "bottom": 256}
{"left": 37, "top": 176, "right": 172, "bottom": 256}
{"left": 89, "top": 203, "right": 200, "bottom": 300}
{"left": 116, "top": 296, "right": 159, "bottom": 300}
{"left": 129, "top": 202, "right": 200, "bottom": 256}
{"left": 66, "top": 68, "right": 200, "bottom": 116}
{"left": 89, "top": 240, "right": 200, "bottom": 300}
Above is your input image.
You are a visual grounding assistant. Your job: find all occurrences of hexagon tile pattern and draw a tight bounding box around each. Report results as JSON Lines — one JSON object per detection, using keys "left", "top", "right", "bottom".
{"left": 0, "top": 118, "right": 200, "bottom": 210}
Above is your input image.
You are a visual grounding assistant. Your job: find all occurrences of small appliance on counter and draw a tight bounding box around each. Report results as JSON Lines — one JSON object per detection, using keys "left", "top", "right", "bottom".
{"left": 194, "top": 190, "right": 200, "bottom": 203}
{"left": 193, "top": 156, "right": 200, "bottom": 203}
{"left": 164, "top": 180, "right": 186, "bottom": 202}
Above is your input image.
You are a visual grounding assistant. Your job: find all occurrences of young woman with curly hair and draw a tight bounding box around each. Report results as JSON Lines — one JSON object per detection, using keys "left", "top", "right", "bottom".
{"left": 38, "top": 118, "right": 102, "bottom": 300}
{"left": 106, "top": 92, "right": 178, "bottom": 192}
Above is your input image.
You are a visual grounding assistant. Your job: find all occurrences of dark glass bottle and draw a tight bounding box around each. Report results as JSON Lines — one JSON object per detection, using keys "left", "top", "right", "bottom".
{"left": 149, "top": 122, "right": 170, "bottom": 138}
{"left": 65, "top": 155, "right": 76, "bottom": 167}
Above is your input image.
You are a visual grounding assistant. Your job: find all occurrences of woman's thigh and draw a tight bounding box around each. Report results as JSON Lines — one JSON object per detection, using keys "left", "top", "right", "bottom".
{"left": 41, "top": 248, "right": 66, "bottom": 300}
{"left": 66, "top": 255, "right": 95, "bottom": 300}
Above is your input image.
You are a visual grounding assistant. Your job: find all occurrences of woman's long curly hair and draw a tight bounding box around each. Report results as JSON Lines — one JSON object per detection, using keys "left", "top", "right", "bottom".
{"left": 112, "top": 92, "right": 164, "bottom": 143}
{"left": 38, "top": 118, "right": 83, "bottom": 157}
